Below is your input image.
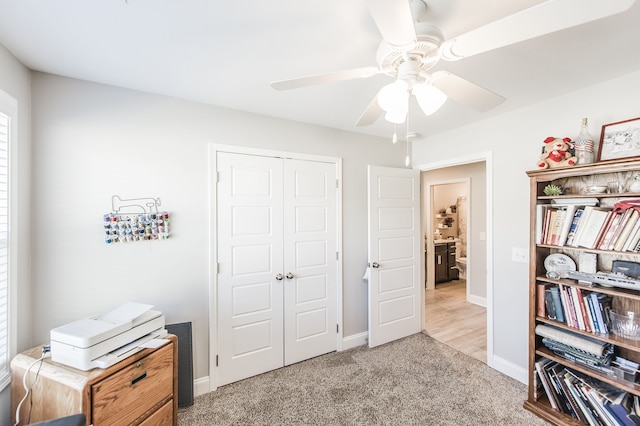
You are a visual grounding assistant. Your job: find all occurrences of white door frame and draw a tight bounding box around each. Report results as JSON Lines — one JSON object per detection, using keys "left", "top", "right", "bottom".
{"left": 208, "top": 143, "right": 343, "bottom": 392}
{"left": 414, "top": 151, "right": 494, "bottom": 368}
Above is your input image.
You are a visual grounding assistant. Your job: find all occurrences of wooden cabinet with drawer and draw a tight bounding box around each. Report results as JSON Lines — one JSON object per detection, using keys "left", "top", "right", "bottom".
{"left": 10, "top": 334, "right": 177, "bottom": 426}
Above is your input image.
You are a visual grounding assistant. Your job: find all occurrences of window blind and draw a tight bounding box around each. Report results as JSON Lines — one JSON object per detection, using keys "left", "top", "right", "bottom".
{"left": 0, "top": 112, "right": 9, "bottom": 389}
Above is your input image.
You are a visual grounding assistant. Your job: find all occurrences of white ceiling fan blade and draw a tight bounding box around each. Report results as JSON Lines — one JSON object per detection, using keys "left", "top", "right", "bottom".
{"left": 271, "top": 67, "right": 379, "bottom": 91}
{"left": 366, "top": 0, "right": 417, "bottom": 51}
{"left": 431, "top": 71, "right": 505, "bottom": 112}
{"left": 439, "top": 0, "right": 635, "bottom": 61}
{"left": 356, "top": 95, "right": 384, "bottom": 127}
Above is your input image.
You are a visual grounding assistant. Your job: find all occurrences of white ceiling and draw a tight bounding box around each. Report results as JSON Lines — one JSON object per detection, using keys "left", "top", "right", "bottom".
{"left": 1, "top": 0, "right": 639, "bottom": 141}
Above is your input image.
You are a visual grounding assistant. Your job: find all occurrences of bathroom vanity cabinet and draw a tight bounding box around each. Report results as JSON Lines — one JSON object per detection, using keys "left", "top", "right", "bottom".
{"left": 435, "top": 242, "right": 458, "bottom": 283}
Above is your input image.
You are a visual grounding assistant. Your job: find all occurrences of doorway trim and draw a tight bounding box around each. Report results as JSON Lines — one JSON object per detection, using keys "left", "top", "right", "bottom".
{"left": 208, "top": 143, "right": 343, "bottom": 392}
{"left": 414, "top": 151, "right": 494, "bottom": 368}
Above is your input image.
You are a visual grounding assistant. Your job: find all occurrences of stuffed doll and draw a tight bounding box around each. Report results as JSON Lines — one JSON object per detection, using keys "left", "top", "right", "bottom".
{"left": 537, "top": 137, "right": 577, "bottom": 169}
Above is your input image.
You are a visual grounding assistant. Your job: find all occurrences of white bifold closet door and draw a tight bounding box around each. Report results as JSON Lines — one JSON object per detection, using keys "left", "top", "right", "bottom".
{"left": 216, "top": 152, "right": 337, "bottom": 387}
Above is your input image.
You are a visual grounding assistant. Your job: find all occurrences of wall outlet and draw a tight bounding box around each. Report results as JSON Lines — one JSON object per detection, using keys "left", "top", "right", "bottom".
{"left": 512, "top": 247, "right": 528, "bottom": 263}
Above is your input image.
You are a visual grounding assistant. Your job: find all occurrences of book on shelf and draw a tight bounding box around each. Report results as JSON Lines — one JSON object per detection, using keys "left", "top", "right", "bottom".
{"left": 549, "top": 286, "right": 565, "bottom": 324}
{"left": 606, "top": 392, "right": 637, "bottom": 426}
{"left": 623, "top": 217, "right": 640, "bottom": 252}
{"left": 561, "top": 285, "right": 578, "bottom": 329}
{"left": 576, "top": 207, "right": 613, "bottom": 249}
{"left": 607, "top": 209, "right": 635, "bottom": 251}
{"left": 585, "top": 295, "right": 600, "bottom": 334}
{"left": 570, "top": 286, "right": 588, "bottom": 331}
{"left": 556, "top": 205, "right": 577, "bottom": 246}
{"left": 542, "top": 207, "right": 552, "bottom": 245}
{"left": 535, "top": 359, "right": 640, "bottom": 424}
{"left": 536, "top": 283, "right": 547, "bottom": 318}
{"left": 583, "top": 293, "right": 596, "bottom": 333}
{"left": 535, "top": 324, "right": 611, "bottom": 356}
{"left": 544, "top": 288, "right": 557, "bottom": 321}
{"left": 598, "top": 211, "right": 624, "bottom": 250}
{"left": 564, "top": 373, "right": 602, "bottom": 425}
{"left": 558, "top": 370, "right": 586, "bottom": 421}
{"left": 592, "top": 211, "right": 616, "bottom": 250}
{"left": 535, "top": 204, "right": 548, "bottom": 245}
{"left": 536, "top": 204, "right": 581, "bottom": 246}
{"left": 565, "top": 208, "right": 585, "bottom": 246}
{"left": 542, "top": 284, "right": 611, "bottom": 334}
{"left": 552, "top": 365, "right": 581, "bottom": 418}
{"left": 593, "top": 293, "right": 611, "bottom": 334}
{"left": 545, "top": 208, "right": 567, "bottom": 245}
{"left": 614, "top": 209, "right": 640, "bottom": 251}
{"left": 535, "top": 358, "right": 561, "bottom": 411}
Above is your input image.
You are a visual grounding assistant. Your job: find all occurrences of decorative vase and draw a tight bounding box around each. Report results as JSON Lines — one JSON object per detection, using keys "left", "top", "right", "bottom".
{"left": 574, "top": 117, "right": 595, "bottom": 164}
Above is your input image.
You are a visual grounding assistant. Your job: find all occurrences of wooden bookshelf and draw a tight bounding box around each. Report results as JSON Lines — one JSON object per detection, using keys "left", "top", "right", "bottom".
{"left": 525, "top": 158, "right": 640, "bottom": 425}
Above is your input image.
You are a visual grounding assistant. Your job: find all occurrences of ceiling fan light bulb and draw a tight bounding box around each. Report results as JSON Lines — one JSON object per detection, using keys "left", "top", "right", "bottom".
{"left": 377, "top": 80, "right": 409, "bottom": 112}
{"left": 413, "top": 83, "right": 447, "bottom": 116}
{"left": 384, "top": 109, "right": 406, "bottom": 124}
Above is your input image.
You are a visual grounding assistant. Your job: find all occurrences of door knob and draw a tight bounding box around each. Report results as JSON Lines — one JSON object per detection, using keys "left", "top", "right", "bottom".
{"left": 285, "top": 272, "right": 294, "bottom": 279}
{"left": 371, "top": 262, "right": 380, "bottom": 269}
{"left": 275, "top": 273, "right": 284, "bottom": 281}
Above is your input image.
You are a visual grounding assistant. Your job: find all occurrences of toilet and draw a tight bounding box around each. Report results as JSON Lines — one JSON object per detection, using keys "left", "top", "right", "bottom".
{"left": 455, "top": 257, "right": 467, "bottom": 280}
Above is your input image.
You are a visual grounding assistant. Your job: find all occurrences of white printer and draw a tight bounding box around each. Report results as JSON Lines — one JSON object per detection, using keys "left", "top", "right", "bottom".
{"left": 50, "top": 302, "right": 167, "bottom": 371}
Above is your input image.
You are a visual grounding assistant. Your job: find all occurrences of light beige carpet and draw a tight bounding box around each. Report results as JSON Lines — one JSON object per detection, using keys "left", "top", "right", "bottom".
{"left": 178, "top": 333, "right": 548, "bottom": 425}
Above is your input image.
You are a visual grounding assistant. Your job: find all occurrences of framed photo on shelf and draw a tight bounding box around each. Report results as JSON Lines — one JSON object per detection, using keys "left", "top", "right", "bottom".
{"left": 597, "top": 116, "right": 640, "bottom": 161}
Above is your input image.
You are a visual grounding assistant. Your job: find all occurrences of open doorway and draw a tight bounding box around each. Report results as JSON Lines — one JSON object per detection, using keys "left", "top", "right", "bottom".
{"left": 419, "top": 158, "right": 490, "bottom": 364}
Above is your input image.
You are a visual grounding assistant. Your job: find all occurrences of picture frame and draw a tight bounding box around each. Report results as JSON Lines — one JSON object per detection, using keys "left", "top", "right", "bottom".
{"left": 597, "top": 117, "right": 640, "bottom": 161}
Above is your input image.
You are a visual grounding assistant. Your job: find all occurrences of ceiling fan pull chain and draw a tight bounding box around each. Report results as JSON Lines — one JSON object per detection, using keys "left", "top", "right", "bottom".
{"left": 405, "top": 115, "right": 411, "bottom": 167}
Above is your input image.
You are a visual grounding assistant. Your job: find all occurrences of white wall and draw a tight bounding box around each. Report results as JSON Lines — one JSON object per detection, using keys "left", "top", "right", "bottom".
{"left": 413, "top": 69, "right": 640, "bottom": 381}
{"left": 0, "top": 44, "right": 31, "bottom": 425}
{"left": 28, "top": 72, "right": 406, "bottom": 387}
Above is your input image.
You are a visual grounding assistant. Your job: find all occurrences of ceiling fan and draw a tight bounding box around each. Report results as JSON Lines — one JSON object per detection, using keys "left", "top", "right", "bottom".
{"left": 270, "top": 0, "right": 635, "bottom": 127}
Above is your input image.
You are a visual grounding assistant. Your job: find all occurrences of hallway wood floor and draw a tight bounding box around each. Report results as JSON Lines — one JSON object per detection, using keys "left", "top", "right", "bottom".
{"left": 424, "top": 279, "right": 487, "bottom": 363}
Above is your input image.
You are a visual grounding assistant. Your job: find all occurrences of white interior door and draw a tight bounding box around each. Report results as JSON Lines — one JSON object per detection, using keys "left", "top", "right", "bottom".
{"left": 216, "top": 152, "right": 285, "bottom": 386}
{"left": 283, "top": 159, "right": 337, "bottom": 365}
{"left": 367, "top": 165, "right": 421, "bottom": 348}
{"left": 216, "top": 151, "right": 338, "bottom": 386}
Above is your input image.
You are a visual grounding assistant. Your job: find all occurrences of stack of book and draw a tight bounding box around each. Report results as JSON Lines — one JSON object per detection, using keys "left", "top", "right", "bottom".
{"left": 535, "top": 324, "right": 614, "bottom": 372}
{"left": 537, "top": 283, "right": 612, "bottom": 334}
{"left": 536, "top": 202, "right": 640, "bottom": 252}
{"left": 535, "top": 358, "right": 640, "bottom": 425}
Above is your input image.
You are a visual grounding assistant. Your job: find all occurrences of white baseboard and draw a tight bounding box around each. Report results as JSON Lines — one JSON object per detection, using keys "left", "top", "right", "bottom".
{"left": 490, "top": 354, "right": 528, "bottom": 385}
{"left": 341, "top": 331, "right": 368, "bottom": 350}
{"left": 468, "top": 294, "right": 487, "bottom": 307}
{"left": 194, "top": 376, "right": 211, "bottom": 396}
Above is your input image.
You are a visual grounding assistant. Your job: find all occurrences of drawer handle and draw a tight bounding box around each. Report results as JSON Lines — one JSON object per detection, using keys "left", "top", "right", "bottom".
{"left": 131, "top": 370, "right": 147, "bottom": 386}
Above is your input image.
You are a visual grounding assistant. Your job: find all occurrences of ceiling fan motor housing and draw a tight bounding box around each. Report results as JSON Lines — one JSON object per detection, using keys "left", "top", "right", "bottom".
{"left": 376, "top": 23, "right": 443, "bottom": 83}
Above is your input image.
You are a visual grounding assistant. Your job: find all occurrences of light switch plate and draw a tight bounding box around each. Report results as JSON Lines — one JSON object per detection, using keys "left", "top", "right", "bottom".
{"left": 512, "top": 247, "right": 528, "bottom": 263}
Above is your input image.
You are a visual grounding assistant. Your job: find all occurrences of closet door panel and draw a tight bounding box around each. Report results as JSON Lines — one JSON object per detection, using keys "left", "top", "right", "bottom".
{"left": 283, "top": 160, "right": 337, "bottom": 365}
{"left": 216, "top": 152, "right": 284, "bottom": 387}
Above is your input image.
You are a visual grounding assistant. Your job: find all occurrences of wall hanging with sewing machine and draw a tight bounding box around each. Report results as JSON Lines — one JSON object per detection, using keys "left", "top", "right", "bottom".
{"left": 103, "top": 195, "right": 170, "bottom": 244}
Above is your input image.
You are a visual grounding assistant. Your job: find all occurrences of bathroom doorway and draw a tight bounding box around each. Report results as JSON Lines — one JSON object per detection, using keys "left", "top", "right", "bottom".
{"left": 421, "top": 161, "right": 488, "bottom": 364}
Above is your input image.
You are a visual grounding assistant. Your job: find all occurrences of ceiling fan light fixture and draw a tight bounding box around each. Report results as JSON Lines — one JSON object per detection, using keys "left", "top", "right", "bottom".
{"left": 413, "top": 82, "right": 447, "bottom": 116}
{"left": 384, "top": 109, "right": 407, "bottom": 124}
{"left": 377, "top": 80, "right": 409, "bottom": 113}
